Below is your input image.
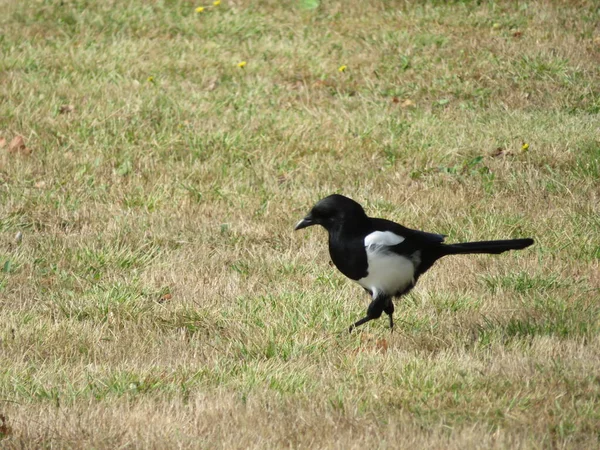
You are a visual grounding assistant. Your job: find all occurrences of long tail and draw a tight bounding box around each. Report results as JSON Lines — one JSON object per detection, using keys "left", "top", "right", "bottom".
{"left": 441, "top": 238, "right": 534, "bottom": 256}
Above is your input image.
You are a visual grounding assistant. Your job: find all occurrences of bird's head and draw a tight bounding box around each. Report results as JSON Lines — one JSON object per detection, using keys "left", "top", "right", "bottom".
{"left": 294, "top": 194, "right": 367, "bottom": 232}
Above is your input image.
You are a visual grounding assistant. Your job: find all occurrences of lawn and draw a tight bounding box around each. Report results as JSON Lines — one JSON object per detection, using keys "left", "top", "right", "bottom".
{"left": 0, "top": 0, "right": 599, "bottom": 447}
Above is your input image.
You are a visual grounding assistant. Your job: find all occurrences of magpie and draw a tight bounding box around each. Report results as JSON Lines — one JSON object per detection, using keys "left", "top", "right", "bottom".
{"left": 295, "top": 194, "right": 534, "bottom": 332}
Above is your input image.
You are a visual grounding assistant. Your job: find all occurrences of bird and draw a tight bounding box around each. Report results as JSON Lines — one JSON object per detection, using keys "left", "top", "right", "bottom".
{"left": 294, "top": 194, "right": 534, "bottom": 332}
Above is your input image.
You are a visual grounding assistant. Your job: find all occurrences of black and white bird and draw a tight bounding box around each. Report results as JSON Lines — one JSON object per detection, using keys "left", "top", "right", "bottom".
{"left": 295, "top": 194, "right": 534, "bottom": 332}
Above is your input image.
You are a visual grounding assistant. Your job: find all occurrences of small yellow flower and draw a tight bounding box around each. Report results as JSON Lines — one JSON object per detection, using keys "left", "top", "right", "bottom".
{"left": 238, "top": 61, "right": 247, "bottom": 68}
{"left": 147, "top": 76, "right": 154, "bottom": 83}
{"left": 338, "top": 65, "right": 347, "bottom": 72}
{"left": 195, "top": 6, "right": 205, "bottom": 12}
{"left": 213, "top": 0, "right": 221, "bottom": 5}
{"left": 521, "top": 142, "right": 529, "bottom": 152}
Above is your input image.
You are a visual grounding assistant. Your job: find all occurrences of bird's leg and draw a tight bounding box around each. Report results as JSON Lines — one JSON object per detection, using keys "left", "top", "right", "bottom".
{"left": 383, "top": 298, "right": 394, "bottom": 331}
{"left": 348, "top": 315, "right": 374, "bottom": 333}
{"left": 348, "top": 297, "right": 384, "bottom": 333}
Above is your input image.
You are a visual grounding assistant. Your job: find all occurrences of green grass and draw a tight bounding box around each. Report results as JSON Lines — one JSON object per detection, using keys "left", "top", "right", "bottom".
{"left": 1, "top": 0, "right": 599, "bottom": 447}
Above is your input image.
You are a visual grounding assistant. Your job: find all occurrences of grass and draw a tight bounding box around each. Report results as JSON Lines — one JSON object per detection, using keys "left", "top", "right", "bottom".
{"left": 1, "top": 0, "right": 599, "bottom": 447}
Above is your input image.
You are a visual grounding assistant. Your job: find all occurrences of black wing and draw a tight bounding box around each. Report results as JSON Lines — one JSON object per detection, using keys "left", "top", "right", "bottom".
{"left": 369, "top": 217, "right": 447, "bottom": 282}
{"left": 369, "top": 218, "right": 445, "bottom": 247}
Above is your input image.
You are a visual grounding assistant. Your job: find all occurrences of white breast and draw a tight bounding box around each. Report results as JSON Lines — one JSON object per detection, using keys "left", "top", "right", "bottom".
{"left": 358, "top": 231, "right": 414, "bottom": 299}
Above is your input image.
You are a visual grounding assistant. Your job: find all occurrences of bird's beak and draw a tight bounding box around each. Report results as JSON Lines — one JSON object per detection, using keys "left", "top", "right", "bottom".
{"left": 294, "top": 216, "right": 314, "bottom": 231}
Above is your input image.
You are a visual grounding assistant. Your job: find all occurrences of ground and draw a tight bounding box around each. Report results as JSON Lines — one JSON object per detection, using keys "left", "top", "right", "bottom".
{"left": 0, "top": 0, "right": 599, "bottom": 448}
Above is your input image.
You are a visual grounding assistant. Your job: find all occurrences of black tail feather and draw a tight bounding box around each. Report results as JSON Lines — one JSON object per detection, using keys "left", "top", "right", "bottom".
{"left": 442, "top": 238, "right": 534, "bottom": 256}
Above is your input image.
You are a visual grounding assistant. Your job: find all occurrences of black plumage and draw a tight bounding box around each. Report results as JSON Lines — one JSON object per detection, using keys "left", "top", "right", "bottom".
{"left": 295, "top": 194, "right": 534, "bottom": 332}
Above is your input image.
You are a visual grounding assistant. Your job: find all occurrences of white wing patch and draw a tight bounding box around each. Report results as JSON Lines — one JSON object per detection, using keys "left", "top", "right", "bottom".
{"left": 364, "top": 231, "right": 405, "bottom": 248}
{"left": 358, "top": 231, "right": 413, "bottom": 299}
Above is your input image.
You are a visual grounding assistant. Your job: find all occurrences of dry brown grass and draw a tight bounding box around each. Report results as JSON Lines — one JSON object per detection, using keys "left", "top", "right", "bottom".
{"left": 0, "top": 0, "right": 599, "bottom": 447}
